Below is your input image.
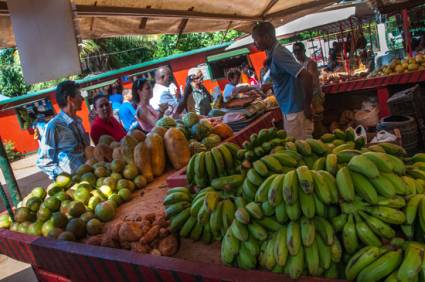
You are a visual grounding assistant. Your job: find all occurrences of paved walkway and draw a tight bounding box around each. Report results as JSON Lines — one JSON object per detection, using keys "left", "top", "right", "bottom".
{"left": 1, "top": 154, "right": 49, "bottom": 281}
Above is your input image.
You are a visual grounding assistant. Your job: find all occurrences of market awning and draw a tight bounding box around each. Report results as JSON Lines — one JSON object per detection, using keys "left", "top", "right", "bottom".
{"left": 206, "top": 48, "right": 250, "bottom": 62}
{"left": 0, "top": 0, "right": 341, "bottom": 47}
{"left": 226, "top": 2, "right": 374, "bottom": 50}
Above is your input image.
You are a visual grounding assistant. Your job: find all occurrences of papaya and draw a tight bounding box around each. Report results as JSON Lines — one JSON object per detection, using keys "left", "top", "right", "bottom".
{"left": 151, "top": 126, "right": 168, "bottom": 138}
{"left": 121, "top": 136, "right": 138, "bottom": 163}
{"left": 145, "top": 133, "right": 166, "bottom": 177}
{"left": 212, "top": 123, "right": 233, "bottom": 140}
{"left": 130, "top": 129, "right": 146, "bottom": 142}
{"left": 164, "top": 128, "right": 191, "bottom": 170}
{"left": 134, "top": 142, "right": 154, "bottom": 182}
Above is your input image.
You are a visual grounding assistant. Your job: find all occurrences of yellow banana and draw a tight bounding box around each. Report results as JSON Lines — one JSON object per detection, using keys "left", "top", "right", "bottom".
{"left": 204, "top": 191, "right": 219, "bottom": 213}
{"left": 326, "top": 153, "right": 338, "bottom": 175}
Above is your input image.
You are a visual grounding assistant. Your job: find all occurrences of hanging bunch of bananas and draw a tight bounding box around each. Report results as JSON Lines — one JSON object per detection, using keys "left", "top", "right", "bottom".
{"left": 345, "top": 240, "right": 425, "bottom": 281}
{"left": 186, "top": 142, "right": 241, "bottom": 188}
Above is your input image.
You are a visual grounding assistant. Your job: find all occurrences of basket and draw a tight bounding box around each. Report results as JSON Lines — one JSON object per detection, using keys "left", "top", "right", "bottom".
{"left": 387, "top": 84, "right": 425, "bottom": 118}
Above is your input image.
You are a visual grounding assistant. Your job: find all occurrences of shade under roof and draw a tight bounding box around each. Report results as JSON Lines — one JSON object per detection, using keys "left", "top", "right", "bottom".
{"left": 0, "top": 0, "right": 340, "bottom": 47}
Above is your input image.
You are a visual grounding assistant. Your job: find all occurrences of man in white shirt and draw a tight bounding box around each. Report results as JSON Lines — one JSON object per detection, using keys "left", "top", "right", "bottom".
{"left": 151, "top": 66, "right": 179, "bottom": 111}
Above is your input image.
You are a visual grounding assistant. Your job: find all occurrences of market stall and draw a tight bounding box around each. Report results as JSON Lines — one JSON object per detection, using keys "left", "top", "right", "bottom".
{"left": 3, "top": 1, "right": 425, "bottom": 282}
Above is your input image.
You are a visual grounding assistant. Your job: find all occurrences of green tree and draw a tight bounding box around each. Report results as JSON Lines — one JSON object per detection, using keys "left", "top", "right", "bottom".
{"left": 0, "top": 49, "right": 30, "bottom": 97}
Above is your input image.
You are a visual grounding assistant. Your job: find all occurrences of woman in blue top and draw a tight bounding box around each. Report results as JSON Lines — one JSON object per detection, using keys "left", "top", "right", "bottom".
{"left": 118, "top": 89, "right": 138, "bottom": 131}
{"left": 223, "top": 68, "right": 257, "bottom": 103}
{"left": 108, "top": 85, "right": 123, "bottom": 113}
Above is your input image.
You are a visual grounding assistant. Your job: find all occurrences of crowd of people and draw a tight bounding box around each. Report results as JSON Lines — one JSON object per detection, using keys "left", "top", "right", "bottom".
{"left": 37, "top": 21, "right": 323, "bottom": 180}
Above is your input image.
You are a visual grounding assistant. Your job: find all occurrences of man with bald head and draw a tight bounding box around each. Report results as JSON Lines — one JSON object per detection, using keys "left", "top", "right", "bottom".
{"left": 151, "top": 66, "right": 180, "bottom": 112}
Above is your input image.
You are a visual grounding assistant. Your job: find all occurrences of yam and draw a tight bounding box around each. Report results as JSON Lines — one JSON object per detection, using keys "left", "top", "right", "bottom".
{"left": 140, "top": 225, "right": 160, "bottom": 244}
{"left": 158, "top": 235, "right": 179, "bottom": 256}
{"left": 118, "top": 222, "right": 143, "bottom": 242}
{"left": 94, "top": 144, "right": 113, "bottom": 162}
{"left": 112, "top": 147, "right": 124, "bottom": 161}
{"left": 85, "top": 146, "right": 95, "bottom": 160}
{"left": 164, "top": 128, "right": 191, "bottom": 170}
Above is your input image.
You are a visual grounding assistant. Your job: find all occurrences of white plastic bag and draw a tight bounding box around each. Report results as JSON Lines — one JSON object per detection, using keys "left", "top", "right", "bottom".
{"left": 371, "top": 130, "right": 397, "bottom": 143}
{"left": 354, "top": 125, "right": 367, "bottom": 144}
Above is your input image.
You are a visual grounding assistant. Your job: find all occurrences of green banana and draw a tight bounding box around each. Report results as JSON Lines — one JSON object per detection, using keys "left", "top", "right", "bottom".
{"left": 316, "top": 233, "right": 332, "bottom": 270}
{"left": 343, "top": 215, "right": 359, "bottom": 254}
{"left": 319, "top": 170, "right": 339, "bottom": 204}
{"left": 274, "top": 227, "right": 288, "bottom": 266}
{"left": 314, "top": 194, "right": 327, "bottom": 218}
{"left": 359, "top": 211, "right": 396, "bottom": 240}
{"left": 408, "top": 168, "right": 425, "bottom": 181}
{"left": 165, "top": 201, "right": 190, "bottom": 218}
{"left": 376, "top": 195, "right": 406, "bottom": 208}
{"left": 211, "top": 148, "right": 225, "bottom": 177}
{"left": 190, "top": 222, "right": 204, "bottom": 241}
{"left": 299, "top": 188, "right": 315, "bottom": 219}
{"left": 170, "top": 207, "right": 191, "bottom": 232}
{"left": 313, "top": 157, "right": 326, "bottom": 170}
{"left": 306, "top": 138, "right": 327, "bottom": 155}
{"left": 247, "top": 222, "right": 268, "bottom": 241}
{"left": 282, "top": 170, "right": 298, "bottom": 204}
{"left": 301, "top": 216, "right": 316, "bottom": 247}
{"left": 330, "top": 236, "right": 342, "bottom": 263}
{"left": 356, "top": 249, "right": 403, "bottom": 282}
{"left": 401, "top": 224, "right": 414, "bottom": 239}
{"left": 204, "top": 151, "right": 217, "bottom": 182}
{"left": 247, "top": 168, "right": 264, "bottom": 186}
{"left": 312, "top": 170, "right": 332, "bottom": 205}
{"left": 345, "top": 246, "right": 385, "bottom": 280}
{"left": 197, "top": 204, "right": 210, "bottom": 224}
{"left": 351, "top": 171, "right": 378, "bottom": 204}
{"left": 244, "top": 235, "right": 260, "bottom": 257}
{"left": 255, "top": 217, "right": 282, "bottom": 232}
{"left": 403, "top": 176, "right": 418, "bottom": 196}
{"left": 348, "top": 155, "right": 380, "bottom": 178}
{"left": 364, "top": 206, "right": 406, "bottom": 225}
{"left": 397, "top": 246, "right": 424, "bottom": 281}
{"left": 382, "top": 172, "right": 408, "bottom": 195}
{"left": 287, "top": 221, "right": 301, "bottom": 256}
{"left": 387, "top": 154, "right": 406, "bottom": 175}
{"left": 295, "top": 140, "right": 312, "bottom": 156}
{"left": 314, "top": 216, "right": 334, "bottom": 245}
{"left": 218, "top": 145, "right": 234, "bottom": 172}
{"left": 332, "top": 214, "right": 348, "bottom": 232}
{"left": 354, "top": 214, "right": 382, "bottom": 246}
{"left": 234, "top": 197, "right": 246, "bottom": 209}
{"left": 337, "top": 149, "right": 361, "bottom": 163}
{"left": 379, "top": 142, "right": 406, "bottom": 156}
{"left": 419, "top": 198, "right": 425, "bottom": 232}
{"left": 336, "top": 167, "right": 355, "bottom": 202}
{"left": 230, "top": 219, "right": 248, "bottom": 241}
{"left": 221, "top": 199, "right": 235, "bottom": 233}
{"left": 190, "top": 195, "right": 206, "bottom": 217}
{"left": 221, "top": 230, "right": 239, "bottom": 265}
{"left": 275, "top": 202, "right": 288, "bottom": 224}
{"left": 370, "top": 175, "right": 396, "bottom": 198}
{"left": 242, "top": 179, "right": 257, "bottom": 202}
{"left": 235, "top": 207, "right": 250, "bottom": 224}
{"left": 253, "top": 160, "right": 270, "bottom": 177}
{"left": 363, "top": 152, "right": 394, "bottom": 173}
{"left": 326, "top": 153, "right": 338, "bottom": 175}
{"left": 272, "top": 153, "right": 298, "bottom": 167}
{"left": 164, "top": 191, "right": 191, "bottom": 205}
{"left": 296, "top": 165, "right": 314, "bottom": 194}
{"left": 284, "top": 245, "right": 304, "bottom": 279}
{"left": 406, "top": 194, "right": 425, "bottom": 224}
{"left": 179, "top": 216, "right": 197, "bottom": 237}
{"left": 367, "top": 144, "right": 385, "bottom": 153}
{"left": 286, "top": 200, "right": 301, "bottom": 221}
{"left": 209, "top": 201, "right": 223, "bottom": 238}
{"left": 261, "top": 201, "right": 275, "bottom": 217}
{"left": 237, "top": 244, "right": 257, "bottom": 269}
{"left": 204, "top": 191, "right": 219, "bottom": 213}
{"left": 194, "top": 151, "right": 206, "bottom": 183}
{"left": 255, "top": 174, "right": 277, "bottom": 203}
{"left": 324, "top": 263, "right": 338, "bottom": 279}
{"left": 186, "top": 154, "right": 197, "bottom": 184}
{"left": 305, "top": 238, "right": 320, "bottom": 276}
{"left": 412, "top": 153, "right": 425, "bottom": 163}
{"left": 245, "top": 202, "right": 263, "bottom": 219}
{"left": 261, "top": 155, "right": 284, "bottom": 173}
{"left": 167, "top": 186, "right": 191, "bottom": 195}
{"left": 268, "top": 174, "right": 284, "bottom": 206}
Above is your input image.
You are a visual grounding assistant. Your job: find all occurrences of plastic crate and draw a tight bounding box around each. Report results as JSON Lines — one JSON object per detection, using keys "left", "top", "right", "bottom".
{"left": 387, "top": 84, "right": 425, "bottom": 118}
{"left": 166, "top": 108, "right": 283, "bottom": 188}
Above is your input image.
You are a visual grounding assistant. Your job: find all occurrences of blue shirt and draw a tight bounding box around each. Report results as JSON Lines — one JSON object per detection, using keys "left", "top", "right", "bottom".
{"left": 223, "top": 83, "right": 236, "bottom": 102}
{"left": 267, "top": 43, "right": 304, "bottom": 114}
{"left": 36, "top": 111, "right": 90, "bottom": 180}
{"left": 109, "top": 93, "right": 123, "bottom": 111}
{"left": 118, "top": 101, "right": 137, "bottom": 132}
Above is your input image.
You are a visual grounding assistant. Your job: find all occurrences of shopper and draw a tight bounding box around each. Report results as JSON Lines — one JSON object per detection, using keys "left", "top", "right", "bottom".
{"left": 37, "top": 80, "right": 90, "bottom": 180}
{"left": 133, "top": 78, "right": 166, "bottom": 132}
{"left": 179, "top": 68, "right": 212, "bottom": 116}
{"left": 90, "top": 95, "right": 126, "bottom": 144}
{"left": 252, "top": 22, "right": 313, "bottom": 139}
{"left": 151, "top": 66, "right": 179, "bottom": 111}
{"left": 223, "top": 68, "right": 257, "bottom": 103}
{"left": 108, "top": 85, "right": 123, "bottom": 114}
{"left": 119, "top": 89, "right": 138, "bottom": 132}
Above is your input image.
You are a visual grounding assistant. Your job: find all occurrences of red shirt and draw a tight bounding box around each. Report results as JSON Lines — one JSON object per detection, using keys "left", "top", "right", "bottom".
{"left": 90, "top": 116, "right": 126, "bottom": 145}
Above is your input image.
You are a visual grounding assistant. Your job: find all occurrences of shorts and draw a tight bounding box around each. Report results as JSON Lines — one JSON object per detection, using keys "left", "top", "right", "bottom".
{"left": 283, "top": 111, "right": 313, "bottom": 140}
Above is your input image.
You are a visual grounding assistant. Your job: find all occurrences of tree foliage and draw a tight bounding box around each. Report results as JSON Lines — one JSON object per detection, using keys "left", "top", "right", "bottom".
{"left": 0, "top": 30, "right": 243, "bottom": 97}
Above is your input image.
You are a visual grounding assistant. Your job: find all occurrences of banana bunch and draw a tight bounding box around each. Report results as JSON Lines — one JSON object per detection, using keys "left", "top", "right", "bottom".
{"left": 345, "top": 241, "right": 425, "bottom": 282}
{"left": 334, "top": 197, "right": 407, "bottom": 254}
{"left": 187, "top": 142, "right": 240, "bottom": 188}
{"left": 401, "top": 194, "right": 425, "bottom": 239}
{"left": 320, "top": 127, "right": 366, "bottom": 151}
{"left": 241, "top": 152, "right": 299, "bottom": 201}
{"left": 238, "top": 128, "right": 289, "bottom": 163}
{"left": 256, "top": 217, "right": 340, "bottom": 279}
{"left": 249, "top": 167, "right": 339, "bottom": 221}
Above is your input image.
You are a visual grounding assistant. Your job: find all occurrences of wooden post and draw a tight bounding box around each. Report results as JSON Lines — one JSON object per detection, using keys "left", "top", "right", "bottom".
{"left": 402, "top": 9, "right": 412, "bottom": 57}
{"left": 0, "top": 137, "right": 21, "bottom": 206}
